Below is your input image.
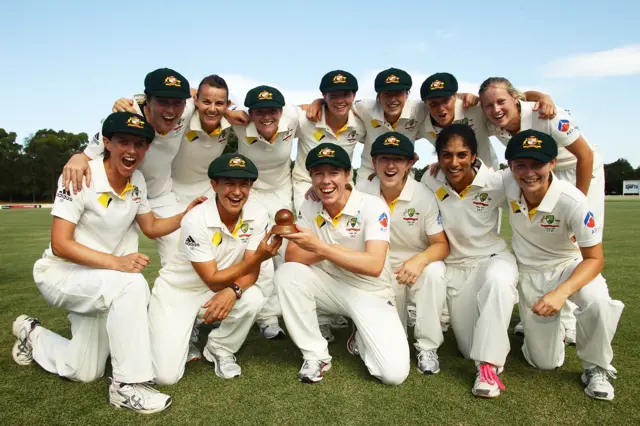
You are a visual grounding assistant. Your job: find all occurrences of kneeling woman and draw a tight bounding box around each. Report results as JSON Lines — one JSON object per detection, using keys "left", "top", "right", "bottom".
{"left": 422, "top": 124, "right": 518, "bottom": 398}
{"left": 503, "top": 130, "right": 623, "bottom": 401}
{"left": 357, "top": 132, "right": 449, "bottom": 374}
{"left": 11, "top": 112, "right": 204, "bottom": 414}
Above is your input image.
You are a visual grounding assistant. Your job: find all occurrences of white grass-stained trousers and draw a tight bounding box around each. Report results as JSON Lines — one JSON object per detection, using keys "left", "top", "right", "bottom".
{"left": 275, "top": 262, "right": 410, "bottom": 386}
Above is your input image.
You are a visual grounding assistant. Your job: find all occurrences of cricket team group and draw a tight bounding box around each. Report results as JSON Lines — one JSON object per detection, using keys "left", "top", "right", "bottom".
{"left": 11, "top": 66, "right": 624, "bottom": 414}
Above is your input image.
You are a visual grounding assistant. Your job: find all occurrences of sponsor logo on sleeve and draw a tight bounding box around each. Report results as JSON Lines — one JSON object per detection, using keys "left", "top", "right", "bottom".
{"left": 378, "top": 212, "right": 389, "bottom": 228}
{"left": 558, "top": 119, "right": 571, "bottom": 133}
{"left": 56, "top": 188, "right": 73, "bottom": 202}
{"left": 185, "top": 235, "right": 200, "bottom": 248}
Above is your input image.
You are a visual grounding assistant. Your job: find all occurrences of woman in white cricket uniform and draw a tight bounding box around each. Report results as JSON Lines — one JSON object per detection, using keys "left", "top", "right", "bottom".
{"left": 502, "top": 130, "right": 623, "bottom": 401}
{"left": 422, "top": 124, "right": 518, "bottom": 398}
{"left": 275, "top": 143, "right": 410, "bottom": 385}
{"left": 11, "top": 112, "right": 204, "bottom": 414}
{"left": 233, "top": 85, "right": 300, "bottom": 339}
{"left": 479, "top": 76, "right": 603, "bottom": 343}
{"left": 357, "top": 132, "right": 449, "bottom": 375}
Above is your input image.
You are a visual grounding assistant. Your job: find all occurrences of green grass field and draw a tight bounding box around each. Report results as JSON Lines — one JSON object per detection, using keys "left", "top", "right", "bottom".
{"left": 1, "top": 200, "right": 639, "bottom": 425}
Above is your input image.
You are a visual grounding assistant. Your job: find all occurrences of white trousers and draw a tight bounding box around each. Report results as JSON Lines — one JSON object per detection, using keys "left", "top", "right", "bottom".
{"left": 393, "top": 261, "right": 447, "bottom": 352}
{"left": 148, "top": 278, "right": 265, "bottom": 385}
{"left": 31, "top": 261, "right": 153, "bottom": 383}
{"left": 446, "top": 252, "right": 518, "bottom": 368}
{"left": 249, "top": 185, "right": 293, "bottom": 327}
{"left": 518, "top": 259, "right": 624, "bottom": 371}
{"left": 275, "top": 262, "right": 410, "bottom": 386}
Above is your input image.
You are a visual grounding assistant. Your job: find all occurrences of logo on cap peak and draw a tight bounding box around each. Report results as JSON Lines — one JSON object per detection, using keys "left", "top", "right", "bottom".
{"left": 318, "top": 147, "right": 335, "bottom": 158}
{"left": 385, "top": 74, "right": 400, "bottom": 84}
{"left": 430, "top": 80, "right": 445, "bottom": 90}
{"left": 127, "top": 116, "right": 145, "bottom": 129}
{"left": 384, "top": 136, "right": 400, "bottom": 146}
{"left": 333, "top": 74, "right": 347, "bottom": 84}
{"left": 229, "top": 157, "right": 246, "bottom": 167}
{"left": 258, "top": 90, "right": 273, "bottom": 100}
{"left": 164, "top": 76, "right": 182, "bottom": 87}
{"left": 522, "top": 136, "right": 543, "bottom": 149}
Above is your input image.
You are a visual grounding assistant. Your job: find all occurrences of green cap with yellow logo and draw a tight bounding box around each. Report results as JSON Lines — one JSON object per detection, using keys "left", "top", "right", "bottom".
{"left": 370, "top": 132, "right": 414, "bottom": 159}
{"left": 144, "top": 68, "right": 191, "bottom": 99}
{"left": 319, "top": 70, "right": 358, "bottom": 93}
{"left": 102, "top": 112, "right": 155, "bottom": 142}
{"left": 505, "top": 130, "right": 558, "bottom": 163}
{"left": 208, "top": 153, "right": 259, "bottom": 181}
{"left": 244, "top": 85, "right": 285, "bottom": 109}
{"left": 306, "top": 143, "right": 352, "bottom": 171}
{"left": 375, "top": 68, "right": 412, "bottom": 93}
{"left": 420, "top": 72, "right": 458, "bottom": 101}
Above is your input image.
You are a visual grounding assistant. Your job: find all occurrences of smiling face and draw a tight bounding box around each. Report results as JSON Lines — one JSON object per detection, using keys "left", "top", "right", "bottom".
{"left": 479, "top": 83, "right": 520, "bottom": 129}
{"left": 378, "top": 90, "right": 408, "bottom": 120}
{"left": 509, "top": 158, "right": 556, "bottom": 195}
{"left": 196, "top": 85, "right": 230, "bottom": 133}
{"left": 145, "top": 96, "right": 187, "bottom": 134}
{"left": 437, "top": 135, "right": 476, "bottom": 189}
{"left": 426, "top": 95, "right": 456, "bottom": 127}
{"left": 310, "top": 164, "right": 351, "bottom": 209}
{"left": 103, "top": 133, "right": 150, "bottom": 178}
{"left": 211, "top": 177, "right": 253, "bottom": 219}
{"left": 249, "top": 107, "right": 282, "bottom": 140}
{"left": 323, "top": 90, "right": 355, "bottom": 119}
{"left": 373, "top": 154, "right": 413, "bottom": 189}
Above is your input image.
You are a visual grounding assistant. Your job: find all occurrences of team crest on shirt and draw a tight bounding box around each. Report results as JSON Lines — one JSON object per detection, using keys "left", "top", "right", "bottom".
{"left": 282, "top": 128, "right": 294, "bottom": 142}
{"left": 217, "top": 129, "right": 229, "bottom": 144}
{"left": 236, "top": 221, "right": 254, "bottom": 243}
{"left": 229, "top": 157, "right": 246, "bottom": 167}
{"left": 402, "top": 208, "right": 420, "bottom": 226}
{"left": 347, "top": 130, "right": 358, "bottom": 142}
{"left": 127, "top": 116, "right": 145, "bottom": 129}
{"left": 164, "top": 76, "right": 182, "bottom": 87}
{"left": 430, "top": 80, "right": 445, "bottom": 90}
{"left": 522, "top": 136, "right": 543, "bottom": 149}
{"left": 453, "top": 117, "right": 470, "bottom": 127}
{"left": 540, "top": 214, "right": 561, "bottom": 232}
{"left": 404, "top": 119, "right": 416, "bottom": 131}
{"left": 345, "top": 216, "right": 362, "bottom": 239}
{"left": 333, "top": 74, "right": 347, "bottom": 84}
{"left": 131, "top": 185, "right": 142, "bottom": 203}
{"left": 385, "top": 74, "right": 400, "bottom": 84}
{"left": 472, "top": 192, "right": 492, "bottom": 211}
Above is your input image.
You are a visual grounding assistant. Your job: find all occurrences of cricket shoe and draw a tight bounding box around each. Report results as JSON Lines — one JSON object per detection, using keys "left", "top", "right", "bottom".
{"left": 441, "top": 321, "right": 450, "bottom": 333}
{"left": 407, "top": 306, "right": 416, "bottom": 328}
{"left": 260, "top": 323, "right": 286, "bottom": 340}
{"left": 330, "top": 315, "right": 349, "bottom": 329}
{"left": 203, "top": 348, "right": 242, "bottom": 379}
{"left": 319, "top": 324, "right": 335, "bottom": 343}
{"left": 108, "top": 379, "right": 172, "bottom": 414}
{"left": 298, "top": 359, "right": 332, "bottom": 383}
{"left": 346, "top": 326, "right": 359, "bottom": 356}
{"left": 187, "top": 327, "right": 201, "bottom": 363}
{"left": 582, "top": 366, "right": 616, "bottom": 401}
{"left": 564, "top": 327, "right": 576, "bottom": 346}
{"left": 12, "top": 315, "right": 40, "bottom": 366}
{"left": 416, "top": 349, "right": 440, "bottom": 374}
{"left": 472, "top": 363, "right": 505, "bottom": 398}
{"left": 514, "top": 322, "right": 525, "bottom": 337}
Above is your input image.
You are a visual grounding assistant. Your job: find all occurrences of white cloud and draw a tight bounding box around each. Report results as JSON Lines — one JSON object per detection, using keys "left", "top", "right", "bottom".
{"left": 545, "top": 44, "right": 640, "bottom": 78}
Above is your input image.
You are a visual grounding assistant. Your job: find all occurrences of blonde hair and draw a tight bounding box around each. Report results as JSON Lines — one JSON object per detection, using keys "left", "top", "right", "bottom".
{"left": 478, "top": 77, "right": 525, "bottom": 101}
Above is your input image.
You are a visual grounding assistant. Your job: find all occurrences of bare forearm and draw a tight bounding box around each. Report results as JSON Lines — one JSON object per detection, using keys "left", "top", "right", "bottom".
{"left": 52, "top": 240, "right": 117, "bottom": 270}
{"left": 417, "top": 241, "right": 449, "bottom": 265}
{"left": 556, "top": 258, "right": 603, "bottom": 299}
{"left": 319, "top": 244, "right": 384, "bottom": 277}
{"left": 523, "top": 91, "right": 546, "bottom": 102}
{"left": 203, "top": 257, "right": 260, "bottom": 292}
{"left": 142, "top": 213, "right": 184, "bottom": 239}
{"left": 285, "top": 243, "right": 325, "bottom": 265}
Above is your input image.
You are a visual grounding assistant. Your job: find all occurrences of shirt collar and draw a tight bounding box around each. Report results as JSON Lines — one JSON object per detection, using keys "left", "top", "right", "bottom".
{"left": 190, "top": 111, "right": 231, "bottom": 137}
{"left": 205, "top": 198, "right": 261, "bottom": 235}
{"left": 505, "top": 171, "right": 562, "bottom": 213}
{"left": 317, "top": 106, "right": 358, "bottom": 131}
{"left": 246, "top": 116, "right": 288, "bottom": 142}
{"left": 435, "top": 159, "right": 491, "bottom": 188}
{"left": 370, "top": 176, "right": 414, "bottom": 201}
{"left": 371, "top": 100, "right": 413, "bottom": 125}
{"left": 519, "top": 101, "right": 534, "bottom": 131}
{"left": 90, "top": 158, "right": 135, "bottom": 199}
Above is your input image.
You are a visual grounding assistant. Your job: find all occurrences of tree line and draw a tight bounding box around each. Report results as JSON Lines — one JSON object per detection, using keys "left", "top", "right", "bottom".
{"left": 1, "top": 127, "right": 639, "bottom": 202}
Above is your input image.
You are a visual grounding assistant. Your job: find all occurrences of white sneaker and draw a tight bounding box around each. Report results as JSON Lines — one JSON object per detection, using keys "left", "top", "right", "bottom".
{"left": 203, "top": 349, "right": 242, "bottom": 379}
{"left": 416, "top": 349, "right": 440, "bottom": 374}
{"left": 346, "top": 326, "right": 359, "bottom": 356}
{"left": 472, "top": 363, "right": 505, "bottom": 398}
{"left": 407, "top": 306, "right": 417, "bottom": 328}
{"left": 186, "top": 327, "right": 201, "bottom": 363}
{"left": 260, "top": 323, "right": 286, "bottom": 340}
{"left": 564, "top": 327, "right": 576, "bottom": 346}
{"left": 298, "top": 359, "right": 332, "bottom": 383}
{"left": 514, "top": 322, "right": 525, "bottom": 337}
{"left": 330, "top": 315, "right": 349, "bottom": 329}
{"left": 582, "top": 366, "right": 616, "bottom": 401}
{"left": 108, "top": 379, "right": 172, "bottom": 414}
{"left": 319, "top": 324, "right": 335, "bottom": 343}
{"left": 440, "top": 322, "right": 450, "bottom": 333}
{"left": 12, "top": 315, "right": 40, "bottom": 366}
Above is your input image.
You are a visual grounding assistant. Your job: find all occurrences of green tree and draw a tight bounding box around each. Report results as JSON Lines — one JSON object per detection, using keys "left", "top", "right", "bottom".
{"left": 223, "top": 130, "right": 239, "bottom": 154}
{"left": 0, "top": 129, "right": 22, "bottom": 201}
{"left": 604, "top": 158, "right": 635, "bottom": 195}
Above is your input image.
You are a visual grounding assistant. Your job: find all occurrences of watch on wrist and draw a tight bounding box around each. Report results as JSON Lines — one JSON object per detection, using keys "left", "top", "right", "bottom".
{"left": 230, "top": 283, "right": 242, "bottom": 299}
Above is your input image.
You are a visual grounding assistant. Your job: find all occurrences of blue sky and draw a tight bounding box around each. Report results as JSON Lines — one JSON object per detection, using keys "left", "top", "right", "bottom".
{"left": 2, "top": 0, "right": 639, "bottom": 168}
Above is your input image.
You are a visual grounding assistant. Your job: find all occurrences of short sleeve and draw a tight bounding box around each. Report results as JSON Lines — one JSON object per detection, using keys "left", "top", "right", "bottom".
{"left": 568, "top": 199, "right": 602, "bottom": 247}
{"left": 421, "top": 190, "right": 444, "bottom": 236}
{"left": 180, "top": 211, "right": 215, "bottom": 263}
{"left": 362, "top": 197, "right": 391, "bottom": 242}
{"left": 549, "top": 108, "right": 581, "bottom": 148}
{"left": 352, "top": 99, "right": 375, "bottom": 121}
{"left": 246, "top": 211, "right": 269, "bottom": 252}
{"left": 84, "top": 127, "right": 105, "bottom": 160}
{"left": 133, "top": 175, "right": 151, "bottom": 215}
{"left": 51, "top": 175, "right": 85, "bottom": 224}
{"left": 296, "top": 200, "right": 313, "bottom": 229}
